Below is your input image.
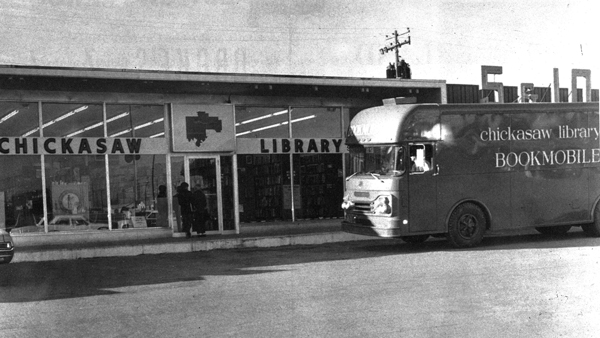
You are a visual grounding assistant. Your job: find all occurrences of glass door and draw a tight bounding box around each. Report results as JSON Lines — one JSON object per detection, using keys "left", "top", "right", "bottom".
{"left": 184, "top": 155, "right": 236, "bottom": 234}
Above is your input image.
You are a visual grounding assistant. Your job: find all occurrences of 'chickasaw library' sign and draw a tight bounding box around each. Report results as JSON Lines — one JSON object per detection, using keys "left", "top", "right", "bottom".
{"left": 0, "top": 135, "right": 346, "bottom": 155}
{"left": 0, "top": 104, "right": 346, "bottom": 155}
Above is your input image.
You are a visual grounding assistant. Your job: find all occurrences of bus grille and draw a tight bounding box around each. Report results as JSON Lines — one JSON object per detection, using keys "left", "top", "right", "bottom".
{"left": 353, "top": 201, "right": 372, "bottom": 213}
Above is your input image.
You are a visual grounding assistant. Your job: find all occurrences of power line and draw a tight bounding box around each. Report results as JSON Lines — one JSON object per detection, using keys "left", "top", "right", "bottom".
{"left": 379, "top": 28, "right": 411, "bottom": 79}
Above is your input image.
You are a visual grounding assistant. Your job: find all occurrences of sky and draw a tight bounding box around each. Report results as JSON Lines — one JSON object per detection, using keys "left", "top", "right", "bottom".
{"left": 0, "top": 0, "right": 598, "bottom": 89}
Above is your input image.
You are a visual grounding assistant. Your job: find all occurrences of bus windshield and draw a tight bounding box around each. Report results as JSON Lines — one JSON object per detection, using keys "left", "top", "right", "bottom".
{"left": 348, "top": 145, "right": 405, "bottom": 177}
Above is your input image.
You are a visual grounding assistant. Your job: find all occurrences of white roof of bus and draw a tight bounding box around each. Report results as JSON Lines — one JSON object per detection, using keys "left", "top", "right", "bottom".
{"left": 347, "top": 104, "right": 439, "bottom": 144}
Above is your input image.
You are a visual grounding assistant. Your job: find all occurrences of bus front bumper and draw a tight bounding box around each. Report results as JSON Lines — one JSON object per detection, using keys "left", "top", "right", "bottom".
{"left": 341, "top": 221, "right": 403, "bottom": 238}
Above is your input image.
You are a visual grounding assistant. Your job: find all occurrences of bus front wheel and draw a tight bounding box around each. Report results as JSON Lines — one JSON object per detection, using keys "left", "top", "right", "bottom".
{"left": 582, "top": 202, "right": 600, "bottom": 237}
{"left": 447, "top": 203, "right": 486, "bottom": 248}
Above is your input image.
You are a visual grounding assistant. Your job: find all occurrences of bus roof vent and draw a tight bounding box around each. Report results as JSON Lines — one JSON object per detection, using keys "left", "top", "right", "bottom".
{"left": 382, "top": 97, "right": 417, "bottom": 105}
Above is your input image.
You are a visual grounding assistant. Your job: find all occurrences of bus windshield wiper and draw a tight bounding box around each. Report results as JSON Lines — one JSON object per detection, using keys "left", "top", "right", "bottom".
{"left": 346, "top": 172, "right": 359, "bottom": 181}
{"left": 368, "top": 172, "right": 384, "bottom": 182}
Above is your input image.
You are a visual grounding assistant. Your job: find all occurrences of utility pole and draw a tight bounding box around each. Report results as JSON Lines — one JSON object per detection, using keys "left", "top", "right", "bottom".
{"left": 380, "top": 28, "right": 411, "bottom": 78}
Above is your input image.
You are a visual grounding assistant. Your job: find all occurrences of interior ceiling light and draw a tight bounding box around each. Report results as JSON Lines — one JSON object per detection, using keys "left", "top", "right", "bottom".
{"left": 63, "top": 114, "right": 163, "bottom": 138}
{"left": 21, "top": 105, "right": 89, "bottom": 137}
{"left": 110, "top": 128, "right": 132, "bottom": 137}
{"left": 51, "top": 106, "right": 88, "bottom": 124}
{"left": 149, "top": 132, "right": 165, "bottom": 138}
{"left": 235, "top": 114, "right": 315, "bottom": 137}
{"left": 110, "top": 117, "right": 164, "bottom": 137}
{"left": 64, "top": 112, "right": 129, "bottom": 137}
{"left": 235, "top": 109, "right": 289, "bottom": 126}
{"left": 65, "top": 129, "right": 85, "bottom": 137}
{"left": 133, "top": 117, "right": 165, "bottom": 130}
{"left": 0, "top": 110, "right": 19, "bottom": 124}
{"left": 134, "top": 121, "right": 153, "bottom": 130}
{"left": 22, "top": 127, "right": 39, "bottom": 137}
{"left": 106, "top": 112, "right": 129, "bottom": 123}
{"left": 291, "top": 115, "right": 315, "bottom": 123}
{"left": 65, "top": 122, "right": 104, "bottom": 137}
{"left": 236, "top": 130, "right": 252, "bottom": 136}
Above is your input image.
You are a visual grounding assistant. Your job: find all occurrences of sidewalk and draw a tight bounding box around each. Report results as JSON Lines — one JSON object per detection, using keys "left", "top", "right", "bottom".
{"left": 10, "top": 219, "right": 373, "bottom": 263}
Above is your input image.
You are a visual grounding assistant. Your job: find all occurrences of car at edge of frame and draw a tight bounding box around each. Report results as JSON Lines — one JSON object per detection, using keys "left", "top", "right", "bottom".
{"left": 0, "top": 228, "right": 14, "bottom": 264}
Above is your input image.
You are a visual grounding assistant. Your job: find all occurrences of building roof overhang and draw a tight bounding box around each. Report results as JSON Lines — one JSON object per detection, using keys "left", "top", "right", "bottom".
{"left": 0, "top": 64, "right": 445, "bottom": 89}
{"left": 0, "top": 64, "right": 446, "bottom": 105}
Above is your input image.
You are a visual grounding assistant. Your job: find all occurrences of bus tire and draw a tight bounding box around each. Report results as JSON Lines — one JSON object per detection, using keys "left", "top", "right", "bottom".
{"left": 400, "top": 235, "right": 429, "bottom": 244}
{"left": 447, "top": 203, "right": 486, "bottom": 248}
{"left": 582, "top": 202, "right": 600, "bottom": 237}
{"left": 535, "top": 225, "right": 571, "bottom": 236}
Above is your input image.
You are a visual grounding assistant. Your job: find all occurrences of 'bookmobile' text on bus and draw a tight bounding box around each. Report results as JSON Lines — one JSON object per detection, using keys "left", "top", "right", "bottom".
{"left": 341, "top": 100, "right": 600, "bottom": 248}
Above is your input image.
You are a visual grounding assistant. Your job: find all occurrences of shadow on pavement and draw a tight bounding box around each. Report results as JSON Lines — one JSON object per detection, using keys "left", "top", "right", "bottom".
{"left": 0, "top": 228, "right": 597, "bottom": 303}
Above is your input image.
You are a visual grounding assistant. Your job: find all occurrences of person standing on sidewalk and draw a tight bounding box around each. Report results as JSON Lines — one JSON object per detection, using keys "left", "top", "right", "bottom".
{"left": 177, "top": 182, "right": 194, "bottom": 238}
{"left": 156, "top": 185, "right": 168, "bottom": 227}
{"left": 192, "top": 184, "right": 207, "bottom": 237}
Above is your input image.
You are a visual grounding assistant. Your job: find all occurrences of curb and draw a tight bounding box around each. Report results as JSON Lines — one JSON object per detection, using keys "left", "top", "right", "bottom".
{"left": 12, "top": 232, "right": 372, "bottom": 263}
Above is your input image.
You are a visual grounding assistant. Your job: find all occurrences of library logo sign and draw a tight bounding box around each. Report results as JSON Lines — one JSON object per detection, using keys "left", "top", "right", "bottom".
{"left": 172, "top": 104, "right": 234, "bottom": 152}
{"left": 186, "top": 111, "right": 223, "bottom": 147}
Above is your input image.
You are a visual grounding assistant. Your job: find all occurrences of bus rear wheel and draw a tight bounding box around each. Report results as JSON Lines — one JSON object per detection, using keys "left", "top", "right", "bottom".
{"left": 400, "top": 235, "right": 429, "bottom": 244}
{"left": 447, "top": 203, "right": 486, "bottom": 248}
{"left": 582, "top": 202, "right": 600, "bottom": 237}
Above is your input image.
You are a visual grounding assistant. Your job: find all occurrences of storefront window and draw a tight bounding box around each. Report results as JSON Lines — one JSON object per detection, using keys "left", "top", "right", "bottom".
{"left": 235, "top": 106, "right": 290, "bottom": 138}
{"left": 41, "top": 103, "right": 103, "bottom": 137}
{"left": 44, "top": 155, "right": 108, "bottom": 231}
{"left": 0, "top": 156, "right": 43, "bottom": 233}
{"left": 237, "top": 154, "right": 290, "bottom": 222}
{"left": 2, "top": 100, "right": 170, "bottom": 234}
{"left": 293, "top": 154, "right": 344, "bottom": 219}
{"left": 106, "top": 105, "right": 165, "bottom": 138}
{"left": 220, "top": 156, "right": 235, "bottom": 231}
{"left": 291, "top": 107, "right": 342, "bottom": 138}
{"left": 0, "top": 101, "right": 40, "bottom": 137}
{"left": 236, "top": 106, "right": 345, "bottom": 222}
{"left": 109, "top": 155, "right": 167, "bottom": 229}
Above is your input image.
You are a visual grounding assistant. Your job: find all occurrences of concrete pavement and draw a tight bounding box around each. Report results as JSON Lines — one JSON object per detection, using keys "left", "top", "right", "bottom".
{"left": 10, "top": 219, "right": 373, "bottom": 263}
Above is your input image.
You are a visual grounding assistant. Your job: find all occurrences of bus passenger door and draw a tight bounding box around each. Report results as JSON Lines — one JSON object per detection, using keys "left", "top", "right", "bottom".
{"left": 407, "top": 143, "right": 438, "bottom": 233}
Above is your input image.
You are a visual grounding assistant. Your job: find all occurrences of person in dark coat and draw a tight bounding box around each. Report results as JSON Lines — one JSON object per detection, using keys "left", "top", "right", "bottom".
{"left": 192, "top": 184, "right": 208, "bottom": 237}
{"left": 177, "top": 182, "right": 194, "bottom": 238}
{"left": 156, "top": 185, "right": 168, "bottom": 227}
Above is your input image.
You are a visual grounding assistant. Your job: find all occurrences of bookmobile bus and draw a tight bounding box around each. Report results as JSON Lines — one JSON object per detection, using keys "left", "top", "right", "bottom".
{"left": 341, "top": 99, "right": 600, "bottom": 248}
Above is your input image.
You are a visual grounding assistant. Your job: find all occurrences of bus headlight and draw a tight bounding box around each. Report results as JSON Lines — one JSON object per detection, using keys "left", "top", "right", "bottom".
{"left": 371, "top": 195, "right": 392, "bottom": 215}
{"left": 341, "top": 195, "right": 354, "bottom": 210}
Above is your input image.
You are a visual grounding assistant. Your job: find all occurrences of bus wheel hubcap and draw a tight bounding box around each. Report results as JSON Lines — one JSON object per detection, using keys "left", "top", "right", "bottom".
{"left": 458, "top": 214, "right": 478, "bottom": 238}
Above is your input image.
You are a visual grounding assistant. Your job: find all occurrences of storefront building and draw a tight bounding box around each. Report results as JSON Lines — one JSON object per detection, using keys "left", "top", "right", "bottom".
{"left": 0, "top": 65, "right": 446, "bottom": 242}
